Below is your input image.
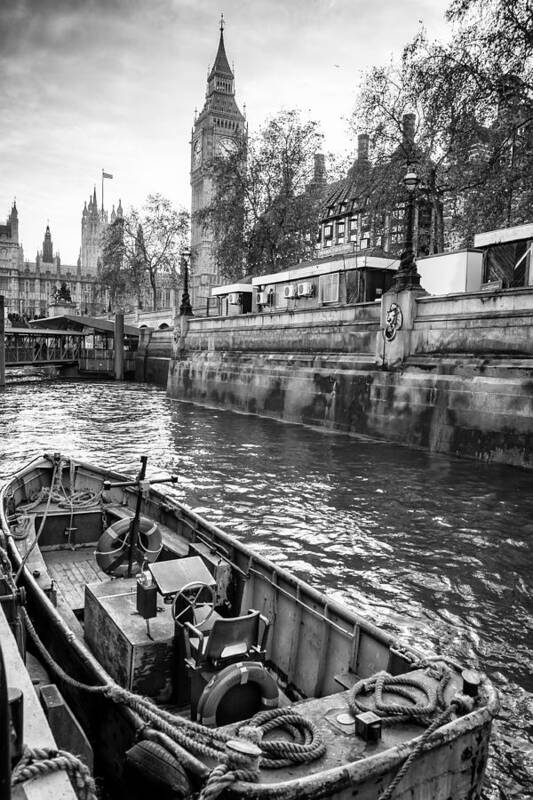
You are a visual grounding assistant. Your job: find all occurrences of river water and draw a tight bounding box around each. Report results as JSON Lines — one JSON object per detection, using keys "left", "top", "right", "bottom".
{"left": 1, "top": 378, "right": 532, "bottom": 798}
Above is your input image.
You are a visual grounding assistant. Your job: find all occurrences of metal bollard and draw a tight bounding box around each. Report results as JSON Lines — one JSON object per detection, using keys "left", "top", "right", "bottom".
{"left": 355, "top": 710, "right": 382, "bottom": 743}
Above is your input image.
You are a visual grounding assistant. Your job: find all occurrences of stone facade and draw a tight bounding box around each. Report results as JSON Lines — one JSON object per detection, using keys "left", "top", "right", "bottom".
{"left": 0, "top": 201, "right": 106, "bottom": 319}
{"left": 166, "top": 285, "right": 533, "bottom": 468}
{"left": 80, "top": 187, "right": 122, "bottom": 275}
{"left": 190, "top": 20, "right": 246, "bottom": 313}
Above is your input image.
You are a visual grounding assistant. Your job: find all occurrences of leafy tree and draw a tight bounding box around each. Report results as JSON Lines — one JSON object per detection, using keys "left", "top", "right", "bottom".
{"left": 195, "top": 109, "right": 330, "bottom": 279}
{"left": 100, "top": 217, "right": 131, "bottom": 310}
{"left": 101, "top": 195, "right": 189, "bottom": 310}
{"left": 8, "top": 312, "right": 28, "bottom": 328}
{"left": 351, "top": 0, "right": 533, "bottom": 248}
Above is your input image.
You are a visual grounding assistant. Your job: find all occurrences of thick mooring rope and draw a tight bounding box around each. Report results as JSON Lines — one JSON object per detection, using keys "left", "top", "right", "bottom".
{"left": 347, "top": 667, "right": 476, "bottom": 800}
{"left": 348, "top": 667, "right": 451, "bottom": 724}
{"left": 22, "top": 608, "right": 326, "bottom": 796}
{"left": 11, "top": 746, "right": 97, "bottom": 800}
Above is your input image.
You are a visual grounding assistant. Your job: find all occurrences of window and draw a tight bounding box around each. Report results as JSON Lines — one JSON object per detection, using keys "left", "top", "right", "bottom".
{"left": 390, "top": 205, "right": 405, "bottom": 246}
{"left": 336, "top": 221, "right": 345, "bottom": 244}
{"left": 349, "top": 216, "right": 358, "bottom": 242}
{"left": 319, "top": 272, "right": 340, "bottom": 303}
{"left": 361, "top": 213, "right": 371, "bottom": 241}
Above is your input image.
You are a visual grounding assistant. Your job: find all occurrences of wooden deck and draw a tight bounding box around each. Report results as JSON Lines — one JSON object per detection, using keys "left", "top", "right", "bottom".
{"left": 44, "top": 547, "right": 107, "bottom": 611}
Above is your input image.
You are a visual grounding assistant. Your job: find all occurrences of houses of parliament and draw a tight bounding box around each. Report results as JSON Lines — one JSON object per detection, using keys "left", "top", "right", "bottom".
{"left": 0, "top": 20, "right": 244, "bottom": 321}
{"left": 0, "top": 190, "right": 122, "bottom": 321}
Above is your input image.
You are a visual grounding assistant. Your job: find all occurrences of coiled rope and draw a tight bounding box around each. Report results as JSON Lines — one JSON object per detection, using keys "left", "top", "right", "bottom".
{"left": 348, "top": 667, "right": 476, "bottom": 800}
{"left": 11, "top": 746, "right": 97, "bottom": 800}
{"left": 22, "top": 608, "right": 326, "bottom": 797}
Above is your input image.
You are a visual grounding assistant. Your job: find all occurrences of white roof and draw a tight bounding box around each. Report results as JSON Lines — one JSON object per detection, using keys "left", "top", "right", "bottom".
{"left": 211, "top": 283, "right": 253, "bottom": 296}
{"left": 474, "top": 223, "right": 533, "bottom": 248}
{"left": 251, "top": 254, "right": 399, "bottom": 286}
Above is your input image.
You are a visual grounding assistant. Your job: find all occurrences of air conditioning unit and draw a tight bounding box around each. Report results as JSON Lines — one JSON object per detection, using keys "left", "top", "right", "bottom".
{"left": 257, "top": 291, "right": 268, "bottom": 305}
{"left": 297, "top": 282, "right": 314, "bottom": 297}
{"left": 228, "top": 293, "right": 241, "bottom": 305}
{"left": 284, "top": 285, "right": 296, "bottom": 299}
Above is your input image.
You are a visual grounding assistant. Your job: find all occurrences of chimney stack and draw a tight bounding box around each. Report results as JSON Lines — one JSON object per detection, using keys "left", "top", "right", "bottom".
{"left": 313, "top": 153, "right": 326, "bottom": 185}
{"left": 357, "top": 133, "right": 369, "bottom": 164}
{"left": 402, "top": 113, "right": 416, "bottom": 152}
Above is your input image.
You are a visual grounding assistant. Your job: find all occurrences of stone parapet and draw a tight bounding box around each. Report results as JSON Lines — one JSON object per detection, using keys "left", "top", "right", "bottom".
{"left": 182, "top": 303, "right": 381, "bottom": 356}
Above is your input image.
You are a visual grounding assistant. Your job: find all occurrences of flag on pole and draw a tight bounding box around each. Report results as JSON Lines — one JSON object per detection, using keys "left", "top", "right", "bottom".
{"left": 102, "top": 171, "right": 113, "bottom": 179}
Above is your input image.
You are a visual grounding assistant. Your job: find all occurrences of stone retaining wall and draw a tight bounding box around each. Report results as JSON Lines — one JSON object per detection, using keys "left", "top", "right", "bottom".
{"left": 164, "top": 288, "right": 533, "bottom": 468}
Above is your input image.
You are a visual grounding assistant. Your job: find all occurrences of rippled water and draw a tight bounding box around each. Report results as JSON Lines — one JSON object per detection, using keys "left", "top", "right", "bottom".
{"left": 1, "top": 378, "right": 532, "bottom": 798}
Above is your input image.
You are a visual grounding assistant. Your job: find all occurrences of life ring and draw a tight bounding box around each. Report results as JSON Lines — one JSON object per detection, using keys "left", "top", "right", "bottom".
{"left": 96, "top": 516, "right": 162, "bottom": 577}
{"left": 197, "top": 661, "right": 279, "bottom": 727}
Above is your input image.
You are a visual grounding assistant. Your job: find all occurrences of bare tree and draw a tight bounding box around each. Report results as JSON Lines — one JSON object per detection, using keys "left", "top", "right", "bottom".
{"left": 351, "top": 0, "right": 533, "bottom": 248}
{"left": 101, "top": 194, "right": 189, "bottom": 310}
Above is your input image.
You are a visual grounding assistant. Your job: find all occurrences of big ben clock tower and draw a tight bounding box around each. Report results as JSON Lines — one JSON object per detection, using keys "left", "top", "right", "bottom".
{"left": 190, "top": 16, "right": 246, "bottom": 313}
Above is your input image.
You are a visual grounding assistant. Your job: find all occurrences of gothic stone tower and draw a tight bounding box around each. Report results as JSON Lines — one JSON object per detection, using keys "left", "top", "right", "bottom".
{"left": 190, "top": 18, "right": 246, "bottom": 312}
{"left": 80, "top": 187, "right": 109, "bottom": 276}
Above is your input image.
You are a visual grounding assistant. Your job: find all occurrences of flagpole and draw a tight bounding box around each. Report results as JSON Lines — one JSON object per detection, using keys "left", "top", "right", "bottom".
{"left": 101, "top": 169, "right": 104, "bottom": 219}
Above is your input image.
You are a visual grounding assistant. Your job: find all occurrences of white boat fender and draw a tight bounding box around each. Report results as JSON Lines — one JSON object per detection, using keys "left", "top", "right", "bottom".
{"left": 198, "top": 660, "right": 279, "bottom": 727}
{"left": 95, "top": 516, "right": 162, "bottom": 577}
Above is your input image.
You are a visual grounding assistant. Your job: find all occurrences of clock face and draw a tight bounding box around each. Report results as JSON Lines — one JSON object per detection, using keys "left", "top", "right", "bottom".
{"left": 192, "top": 137, "right": 202, "bottom": 167}
{"left": 216, "top": 136, "right": 238, "bottom": 158}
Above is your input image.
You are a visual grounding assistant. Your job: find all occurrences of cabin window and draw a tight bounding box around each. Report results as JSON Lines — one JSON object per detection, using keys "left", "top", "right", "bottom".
{"left": 319, "top": 272, "right": 340, "bottom": 303}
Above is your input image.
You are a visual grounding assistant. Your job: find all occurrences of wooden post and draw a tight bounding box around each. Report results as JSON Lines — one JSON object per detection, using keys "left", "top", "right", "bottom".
{"left": 0, "top": 296, "right": 5, "bottom": 389}
{"left": 114, "top": 312, "right": 124, "bottom": 381}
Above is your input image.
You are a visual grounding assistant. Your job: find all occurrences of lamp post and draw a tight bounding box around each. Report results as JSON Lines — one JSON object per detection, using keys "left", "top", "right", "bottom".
{"left": 179, "top": 249, "right": 193, "bottom": 316}
{"left": 391, "top": 167, "right": 423, "bottom": 292}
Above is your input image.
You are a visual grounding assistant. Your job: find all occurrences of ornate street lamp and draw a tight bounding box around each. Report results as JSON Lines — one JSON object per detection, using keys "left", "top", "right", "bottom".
{"left": 179, "top": 249, "right": 193, "bottom": 316}
{"left": 391, "top": 167, "right": 424, "bottom": 292}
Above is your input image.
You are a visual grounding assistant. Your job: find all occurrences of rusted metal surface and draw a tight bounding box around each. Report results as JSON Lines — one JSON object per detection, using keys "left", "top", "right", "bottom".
{"left": 0, "top": 455, "right": 499, "bottom": 800}
{"left": 85, "top": 579, "right": 176, "bottom": 702}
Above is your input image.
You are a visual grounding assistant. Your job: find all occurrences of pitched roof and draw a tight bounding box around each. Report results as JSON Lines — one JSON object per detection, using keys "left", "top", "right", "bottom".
{"left": 30, "top": 314, "right": 140, "bottom": 337}
{"left": 208, "top": 31, "right": 233, "bottom": 80}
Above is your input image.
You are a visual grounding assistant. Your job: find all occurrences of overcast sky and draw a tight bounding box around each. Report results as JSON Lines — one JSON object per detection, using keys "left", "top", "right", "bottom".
{"left": 1, "top": 0, "right": 450, "bottom": 264}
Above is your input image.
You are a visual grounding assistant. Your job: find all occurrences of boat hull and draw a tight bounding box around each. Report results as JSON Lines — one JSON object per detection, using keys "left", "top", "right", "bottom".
{"left": 0, "top": 455, "right": 499, "bottom": 799}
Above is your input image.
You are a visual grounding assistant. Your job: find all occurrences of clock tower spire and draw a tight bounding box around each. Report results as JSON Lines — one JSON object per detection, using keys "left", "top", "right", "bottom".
{"left": 190, "top": 17, "right": 246, "bottom": 313}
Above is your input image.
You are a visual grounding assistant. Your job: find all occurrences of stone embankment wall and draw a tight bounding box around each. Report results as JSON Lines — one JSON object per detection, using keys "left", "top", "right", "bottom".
{"left": 165, "top": 289, "right": 533, "bottom": 468}
{"left": 135, "top": 329, "right": 172, "bottom": 386}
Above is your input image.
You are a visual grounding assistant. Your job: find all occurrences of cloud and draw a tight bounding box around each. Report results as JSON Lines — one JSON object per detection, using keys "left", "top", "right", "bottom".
{"left": 0, "top": 0, "right": 450, "bottom": 262}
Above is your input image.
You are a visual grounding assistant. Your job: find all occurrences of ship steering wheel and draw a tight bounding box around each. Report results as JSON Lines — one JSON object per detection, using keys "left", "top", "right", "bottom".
{"left": 171, "top": 580, "right": 216, "bottom": 627}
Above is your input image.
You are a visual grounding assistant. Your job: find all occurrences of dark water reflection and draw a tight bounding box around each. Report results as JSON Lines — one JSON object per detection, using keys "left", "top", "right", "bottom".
{"left": 1, "top": 379, "right": 532, "bottom": 798}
